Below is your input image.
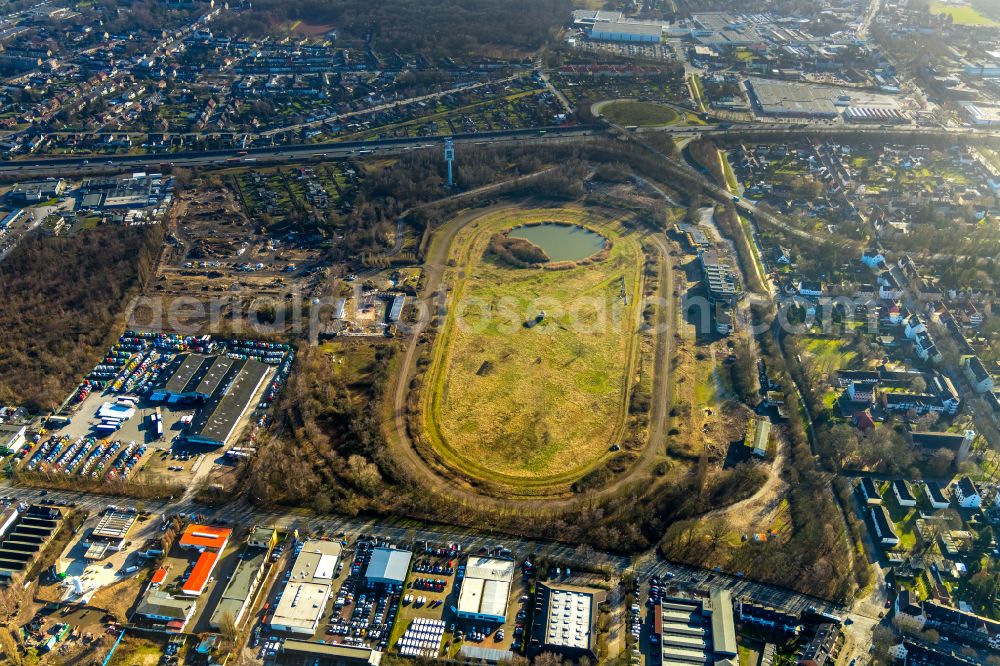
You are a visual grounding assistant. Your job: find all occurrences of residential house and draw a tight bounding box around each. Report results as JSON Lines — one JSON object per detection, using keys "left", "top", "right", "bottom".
{"left": 913, "top": 330, "right": 941, "bottom": 363}
{"left": 952, "top": 477, "right": 981, "bottom": 509}
{"left": 858, "top": 477, "right": 882, "bottom": 505}
{"left": 924, "top": 482, "right": 950, "bottom": 510}
{"left": 908, "top": 430, "right": 975, "bottom": 464}
{"left": 737, "top": 599, "right": 801, "bottom": 635}
{"left": 923, "top": 600, "right": 1000, "bottom": 650}
{"left": 894, "top": 590, "right": 926, "bottom": 630}
{"left": 847, "top": 382, "right": 874, "bottom": 404}
{"left": 962, "top": 355, "right": 994, "bottom": 394}
{"left": 797, "top": 623, "right": 841, "bottom": 666}
{"left": 797, "top": 280, "right": 824, "bottom": 298}
{"left": 878, "top": 270, "right": 904, "bottom": 300}
{"left": 870, "top": 505, "right": 899, "bottom": 546}
{"left": 928, "top": 374, "right": 960, "bottom": 414}
{"left": 852, "top": 410, "right": 876, "bottom": 430}
{"left": 893, "top": 480, "right": 916, "bottom": 507}
{"left": 861, "top": 248, "right": 885, "bottom": 268}
{"left": 882, "top": 391, "right": 945, "bottom": 415}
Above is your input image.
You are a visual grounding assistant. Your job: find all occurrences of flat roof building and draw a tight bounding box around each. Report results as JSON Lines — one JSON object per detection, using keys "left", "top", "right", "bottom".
{"left": 133, "top": 590, "right": 197, "bottom": 633}
{"left": 270, "top": 582, "right": 332, "bottom": 635}
{"left": 654, "top": 590, "right": 737, "bottom": 666}
{"left": 277, "top": 639, "right": 382, "bottom": 666}
{"left": 457, "top": 557, "right": 514, "bottom": 623}
{"left": 269, "top": 540, "right": 342, "bottom": 635}
{"left": 529, "top": 583, "right": 606, "bottom": 661}
{"left": 746, "top": 78, "right": 839, "bottom": 118}
{"left": 365, "top": 547, "right": 412, "bottom": 587}
{"left": 590, "top": 20, "right": 663, "bottom": 43}
{"left": 92, "top": 506, "right": 138, "bottom": 542}
{"left": 210, "top": 539, "right": 273, "bottom": 629}
{"left": 178, "top": 524, "right": 232, "bottom": 552}
{"left": 186, "top": 358, "right": 270, "bottom": 447}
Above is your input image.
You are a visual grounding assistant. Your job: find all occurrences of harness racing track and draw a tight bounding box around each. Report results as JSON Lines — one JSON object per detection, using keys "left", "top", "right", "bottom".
{"left": 385, "top": 202, "right": 677, "bottom": 505}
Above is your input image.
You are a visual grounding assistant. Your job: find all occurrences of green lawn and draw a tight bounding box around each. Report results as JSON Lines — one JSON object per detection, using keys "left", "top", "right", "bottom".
{"left": 600, "top": 101, "right": 681, "bottom": 127}
{"left": 801, "top": 337, "right": 857, "bottom": 376}
{"left": 929, "top": 1, "right": 1000, "bottom": 25}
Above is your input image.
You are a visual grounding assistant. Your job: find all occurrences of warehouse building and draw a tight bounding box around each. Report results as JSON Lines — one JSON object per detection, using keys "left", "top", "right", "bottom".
{"left": 133, "top": 590, "right": 197, "bottom": 633}
{"left": 276, "top": 640, "right": 382, "bottom": 666}
{"left": 0, "top": 505, "right": 62, "bottom": 581}
{"left": 654, "top": 589, "right": 737, "bottom": 666}
{"left": 186, "top": 358, "right": 271, "bottom": 447}
{"left": 209, "top": 532, "right": 275, "bottom": 629}
{"left": 270, "top": 540, "right": 342, "bottom": 635}
{"left": 85, "top": 505, "right": 139, "bottom": 559}
{"left": 365, "top": 547, "right": 412, "bottom": 588}
{"left": 178, "top": 524, "right": 232, "bottom": 597}
{"left": 456, "top": 557, "right": 514, "bottom": 624}
{"left": 529, "top": 583, "right": 606, "bottom": 661}
{"left": 962, "top": 103, "right": 1000, "bottom": 126}
{"left": 590, "top": 20, "right": 663, "bottom": 43}
{"left": 0, "top": 424, "right": 26, "bottom": 455}
{"left": 746, "top": 78, "right": 839, "bottom": 118}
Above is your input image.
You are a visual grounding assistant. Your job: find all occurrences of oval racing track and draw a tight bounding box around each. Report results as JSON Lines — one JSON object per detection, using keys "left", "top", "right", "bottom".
{"left": 382, "top": 200, "right": 677, "bottom": 512}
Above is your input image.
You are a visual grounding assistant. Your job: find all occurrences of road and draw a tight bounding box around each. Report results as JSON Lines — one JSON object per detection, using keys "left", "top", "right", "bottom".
{"left": 8, "top": 119, "right": 1000, "bottom": 178}
{"left": 4, "top": 481, "right": 850, "bottom": 620}
{"left": 0, "top": 125, "right": 599, "bottom": 177}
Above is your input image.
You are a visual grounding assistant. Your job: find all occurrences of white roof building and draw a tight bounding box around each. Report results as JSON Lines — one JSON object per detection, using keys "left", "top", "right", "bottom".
{"left": 457, "top": 557, "right": 514, "bottom": 623}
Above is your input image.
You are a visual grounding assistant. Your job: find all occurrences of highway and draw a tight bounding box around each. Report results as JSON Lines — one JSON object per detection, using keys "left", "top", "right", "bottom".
{"left": 0, "top": 125, "right": 599, "bottom": 177}
{"left": 6, "top": 119, "right": 1000, "bottom": 178}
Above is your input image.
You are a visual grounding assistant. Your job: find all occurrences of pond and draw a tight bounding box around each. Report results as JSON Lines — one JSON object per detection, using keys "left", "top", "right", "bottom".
{"left": 507, "top": 223, "right": 606, "bottom": 262}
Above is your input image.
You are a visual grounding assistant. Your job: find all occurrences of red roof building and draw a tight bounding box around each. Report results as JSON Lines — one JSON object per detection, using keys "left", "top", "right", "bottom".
{"left": 181, "top": 551, "right": 220, "bottom": 596}
{"left": 178, "top": 524, "right": 232, "bottom": 552}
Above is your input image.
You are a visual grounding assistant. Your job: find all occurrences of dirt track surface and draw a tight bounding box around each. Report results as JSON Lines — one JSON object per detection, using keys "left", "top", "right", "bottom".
{"left": 382, "top": 200, "right": 677, "bottom": 511}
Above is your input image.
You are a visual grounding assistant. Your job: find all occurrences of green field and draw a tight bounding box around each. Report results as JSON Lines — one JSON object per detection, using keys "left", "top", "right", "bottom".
{"left": 423, "top": 207, "right": 647, "bottom": 486}
{"left": 801, "top": 337, "right": 857, "bottom": 375}
{"left": 601, "top": 101, "right": 681, "bottom": 127}
{"left": 929, "top": 1, "right": 1000, "bottom": 25}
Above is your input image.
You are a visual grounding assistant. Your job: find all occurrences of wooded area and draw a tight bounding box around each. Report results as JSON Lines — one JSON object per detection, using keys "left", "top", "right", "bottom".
{"left": 219, "top": 0, "right": 569, "bottom": 58}
{"left": 0, "top": 226, "right": 163, "bottom": 410}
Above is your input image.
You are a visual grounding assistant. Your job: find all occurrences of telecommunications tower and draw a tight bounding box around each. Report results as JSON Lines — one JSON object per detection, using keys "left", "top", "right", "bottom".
{"left": 444, "top": 137, "right": 454, "bottom": 188}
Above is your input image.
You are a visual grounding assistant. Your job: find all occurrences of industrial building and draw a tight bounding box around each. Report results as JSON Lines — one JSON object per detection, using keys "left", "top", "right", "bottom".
{"left": 388, "top": 294, "right": 406, "bottom": 323}
{"left": 0, "top": 424, "right": 26, "bottom": 455}
{"left": 589, "top": 20, "right": 663, "bottom": 43}
{"left": 177, "top": 524, "right": 232, "bottom": 597}
{"left": 456, "top": 557, "right": 514, "bottom": 624}
{"left": 276, "top": 640, "right": 382, "bottom": 666}
{"left": 186, "top": 358, "right": 270, "bottom": 446}
{"left": 79, "top": 173, "right": 165, "bottom": 210}
{"left": 270, "top": 540, "right": 342, "bottom": 635}
{"left": 209, "top": 528, "right": 277, "bottom": 629}
{"left": 149, "top": 353, "right": 272, "bottom": 447}
{"left": 365, "top": 547, "right": 412, "bottom": 587}
{"left": 0, "top": 505, "right": 63, "bottom": 581}
{"left": 85, "top": 506, "right": 139, "bottom": 559}
{"left": 962, "top": 103, "right": 1000, "bottom": 126}
{"left": 746, "top": 78, "right": 839, "bottom": 118}
{"left": 654, "top": 589, "right": 737, "bottom": 666}
{"left": 8, "top": 178, "right": 65, "bottom": 202}
{"left": 133, "top": 590, "right": 198, "bottom": 633}
{"left": 528, "top": 583, "right": 606, "bottom": 661}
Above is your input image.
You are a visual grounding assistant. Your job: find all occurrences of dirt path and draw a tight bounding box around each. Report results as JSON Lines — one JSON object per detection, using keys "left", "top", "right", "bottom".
{"left": 383, "top": 200, "right": 676, "bottom": 511}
